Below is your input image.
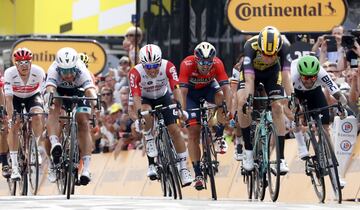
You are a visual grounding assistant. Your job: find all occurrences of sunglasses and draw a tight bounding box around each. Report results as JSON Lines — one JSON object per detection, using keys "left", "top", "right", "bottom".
{"left": 101, "top": 93, "right": 112, "bottom": 96}
{"left": 16, "top": 60, "right": 30, "bottom": 66}
{"left": 57, "top": 67, "right": 77, "bottom": 75}
{"left": 144, "top": 63, "right": 160, "bottom": 69}
{"left": 301, "top": 75, "right": 318, "bottom": 81}
{"left": 197, "top": 60, "right": 214, "bottom": 66}
{"left": 261, "top": 52, "right": 276, "bottom": 58}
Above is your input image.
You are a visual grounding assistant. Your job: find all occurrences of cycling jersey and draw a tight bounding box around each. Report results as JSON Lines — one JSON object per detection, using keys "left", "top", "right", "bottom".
{"left": 291, "top": 59, "right": 340, "bottom": 95}
{"left": 128, "top": 59, "right": 179, "bottom": 100}
{"left": 46, "top": 60, "right": 94, "bottom": 90}
{"left": 4, "top": 64, "right": 45, "bottom": 98}
{"left": 179, "top": 55, "right": 229, "bottom": 89}
{"left": 243, "top": 35, "right": 291, "bottom": 74}
{"left": 0, "top": 76, "right": 4, "bottom": 89}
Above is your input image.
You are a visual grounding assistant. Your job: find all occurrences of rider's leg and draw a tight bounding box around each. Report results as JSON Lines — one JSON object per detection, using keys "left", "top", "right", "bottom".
{"left": 0, "top": 130, "right": 10, "bottom": 178}
{"left": 47, "top": 100, "right": 62, "bottom": 164}
{"left": 7, "top": 120, "right": 21, "bottom": 179}
{"left": 168, "top": 123, "right": 192, "bottom": 186}
{"left": 77, "top": 112, "right": 93, "bottom": 185}
{"left": 214, "top": 91, "right": 228, "bottom": 154}
{"left": 237, "top": 89, "right": 253, "bottom": 171}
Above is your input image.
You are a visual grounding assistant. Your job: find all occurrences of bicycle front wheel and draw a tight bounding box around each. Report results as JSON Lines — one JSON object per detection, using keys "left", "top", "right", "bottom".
{"left": 320, "top": 127, "right": 342, "bottom": 203}
{"left": 267, "top": 123, "right": 280, "bottom": 202}
{"left": 162, "top": 129, "right": 182, "bottom": 200}
{"left": 305, "top": 130, "right": 325, "bottom": 203}
{"left": 28, "top": 135, "right": 39, "bottom": 195}
{"left": 203, "top": 127, "right": 217, "bottom": 200}
{"left": 66, "top": 123, "right": 78, "bottom": 199}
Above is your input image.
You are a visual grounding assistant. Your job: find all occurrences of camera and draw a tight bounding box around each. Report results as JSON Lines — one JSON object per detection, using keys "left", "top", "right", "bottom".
{"left": 324, "top": 35, "right": 337, "bottom": 52}
{"left": 341, "top": 35, "right": 356, "bottom": 49}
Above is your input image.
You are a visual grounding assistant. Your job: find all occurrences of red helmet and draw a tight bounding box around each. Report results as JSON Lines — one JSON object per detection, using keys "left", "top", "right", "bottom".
{"left": 13, "top": 48, "right": 33, "bottom": 61}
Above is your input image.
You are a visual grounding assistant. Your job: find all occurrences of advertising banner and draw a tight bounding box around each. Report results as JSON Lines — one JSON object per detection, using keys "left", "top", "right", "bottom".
{"left": 12, "top": 38, "right": 107, "bottom": 75}
{"left": 227, "top": 0, "right": 347, "bottom": 33}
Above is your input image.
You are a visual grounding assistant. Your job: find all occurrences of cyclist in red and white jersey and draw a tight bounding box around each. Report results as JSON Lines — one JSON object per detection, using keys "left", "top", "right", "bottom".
{"left": 179, "top": 42, "right": 232, "bottom": 190}
{"left": 128, "top": 44, "right": 192, "bottom": 186}
{"left": 4, "top": 48, "right": 46, "bottom": 180}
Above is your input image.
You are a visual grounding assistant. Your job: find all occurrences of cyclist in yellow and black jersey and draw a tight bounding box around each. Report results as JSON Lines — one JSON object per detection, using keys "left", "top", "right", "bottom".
{"left": 237, "top": 26, "right": 294, "bottom": 175}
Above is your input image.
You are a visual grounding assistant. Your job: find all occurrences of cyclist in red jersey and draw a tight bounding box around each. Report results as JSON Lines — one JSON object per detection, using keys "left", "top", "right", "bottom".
{"left": 179, "top": 42, "right": 232, "bottom": 190}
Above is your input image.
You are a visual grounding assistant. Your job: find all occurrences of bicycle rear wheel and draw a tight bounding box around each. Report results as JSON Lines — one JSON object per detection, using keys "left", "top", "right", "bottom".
{"left": 305, "top": 130, "right": 325, "bottom": 203}
{"left": 320, "top": 127, "right": 342, "bottom": 203}
{"left": 28, "top": 135, "right": 39, "bottom": 195}
{"left": 267, "top": 124, "right": 280, "bottom": 202}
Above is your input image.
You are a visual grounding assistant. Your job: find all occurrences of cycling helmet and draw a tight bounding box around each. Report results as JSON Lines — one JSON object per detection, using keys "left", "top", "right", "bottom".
{"left": 297, "top": 55, "right": 320, "bottom": 76}
{"left": 194, "top": 42, "right": 216, "bottom": 60}
{"left": 258, "top": 26, "right": 283, "bottom": 56}
{"left": 78, "top": 53, "right": 89, "bottom": 67}
{"left": 13, "top": 48, "right": 33, "bottom": 61}
{"left": 56, "top": 47, "right": 78, "bottom": 69}
{"left": 139, "top": 44, "right": 162, "bottom": 65}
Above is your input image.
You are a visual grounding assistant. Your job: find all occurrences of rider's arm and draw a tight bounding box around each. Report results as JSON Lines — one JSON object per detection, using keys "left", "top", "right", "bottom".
{"left": 165, "top": 61, "right": 184, "bottom": 108}
{"left": 128, "top": 67, "right": 142, "bottom": 115}
{"left": 279, "top": 39, "right": 294, "bottom": 96}
{"left": 214, "top": 58, "right": 231, "bottom": 111}
{"left": 179, "top": 59, "right": 191, "bottom": 110}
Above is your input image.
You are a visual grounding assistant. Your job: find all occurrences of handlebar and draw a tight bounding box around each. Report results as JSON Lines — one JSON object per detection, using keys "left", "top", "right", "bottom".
{"left": 48, "top": 92, "right": 101, "bottom": 110}
{"left": 138, "top": 103, "right": 179, "bottom": 118}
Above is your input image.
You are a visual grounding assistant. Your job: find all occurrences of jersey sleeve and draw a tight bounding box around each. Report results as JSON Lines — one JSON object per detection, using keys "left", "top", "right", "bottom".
{"left": 45, "top": 62, "right": 59, "bottom": 88}
{"left": 214, "top": 58, "right": 229, "bottom": 86}
{"left": 179, "top": 59, "right": 191, "bottom": 88}
{"left": 128, "top": 68, "right": 141, "bottom": 97}
{"left": 279, "top": 37, "right": 291, "bottom": 71}
{"left": 3, "top": 68, "right": 13, "bottom": 96}
{"left": 318, "top": 67, "right": 340, "bottom": 95}
{"left": 243, "top": 40, "right": 256, "bottom": 74}
{"left": 165, "top": 61, "right": 180, "bottom": 91}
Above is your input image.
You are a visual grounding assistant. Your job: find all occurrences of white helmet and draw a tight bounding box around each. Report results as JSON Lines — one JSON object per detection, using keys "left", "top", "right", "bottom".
{"left": 56, "top": 47, "right": 78, "bottom": 69}
{"left": 139, "top": 44, "right": 162, "bottom": 65}
{"left": 194, "top": 42, "right": 216, "bottom": 60}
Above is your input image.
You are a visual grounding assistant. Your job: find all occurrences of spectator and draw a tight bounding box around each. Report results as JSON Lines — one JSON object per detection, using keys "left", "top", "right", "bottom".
{"left": 100, "top": 87, "right": 115, "bottom": 111}
{"left": 123, "top": 26, "right": 143, "bottom": 66}
{"left": 119, "top": 86, "right": 130, "bottom": 114}
{"left": 312, "top": 25, "right": 346, "bottom": 70}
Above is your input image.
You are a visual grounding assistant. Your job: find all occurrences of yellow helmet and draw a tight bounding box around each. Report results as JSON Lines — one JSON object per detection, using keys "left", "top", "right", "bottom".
{"left": 258, "top": 26, "right": 283, "bottom": 56}
{"left": 78, "top": 53, "right": 89, "bottom": 67}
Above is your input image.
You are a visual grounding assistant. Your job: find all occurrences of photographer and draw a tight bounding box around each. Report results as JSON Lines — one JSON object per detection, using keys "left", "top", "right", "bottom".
{"left": 312, "top": 25, "right": 346, "bottom": 71}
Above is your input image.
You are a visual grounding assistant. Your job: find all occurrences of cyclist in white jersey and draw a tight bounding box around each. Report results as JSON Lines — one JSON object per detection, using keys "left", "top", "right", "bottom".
{"left": 44, "top": 47, "right": 98, "bottom": 185}
{"left": 128, "top": 44, "right": 193, "bottom": 186}
{"left": 4, "top": 48, "right": 46, "bottom": 180}
{"left": 291, "top": 55, "right": 347, "bottom": 160}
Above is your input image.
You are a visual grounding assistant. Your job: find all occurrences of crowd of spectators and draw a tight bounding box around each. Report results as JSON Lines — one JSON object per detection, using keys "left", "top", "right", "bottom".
{"left": 90, "top": 23, "right": 360, "bottom": 156}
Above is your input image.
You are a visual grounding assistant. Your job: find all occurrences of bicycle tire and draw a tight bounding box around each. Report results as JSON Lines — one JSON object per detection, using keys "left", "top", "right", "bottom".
{"left": 57, "top": 125, "right": 71, "bottom": 195}
{"left": 320, "top": 127, "right": 342, "bottom": 203}
{"left": 28, "top": 135, "right": 39, "bottom": 195}
{"left": 66, "top": 122, "right": 77, "bottom": 199}
{"left": 18, "top": 138, "right": 28, "bottom": 196}
{"left": 305, "top": 130, "right": 325, "bottom": 203}
{"left": 203, "top": 127, "right": 217, "bottom": 200}
{"left": 162, "top": 129, "right": 182, "bottom": 200}
{"left": 267, "top": 123, "right": 281, "bottom": 202}
{"left": 245, "top": 172, "right": 254, "bottom": 199}
{"left": 253, "top": 125, "right": 266, "bottom": 201}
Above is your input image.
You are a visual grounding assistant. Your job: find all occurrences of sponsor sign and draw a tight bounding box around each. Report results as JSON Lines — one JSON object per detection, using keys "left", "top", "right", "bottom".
{"left": 12, "top": 38, "right": 107, "bottom": 75}
{"left": 227, "top": 0, "right": 347, "bottom": 32}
